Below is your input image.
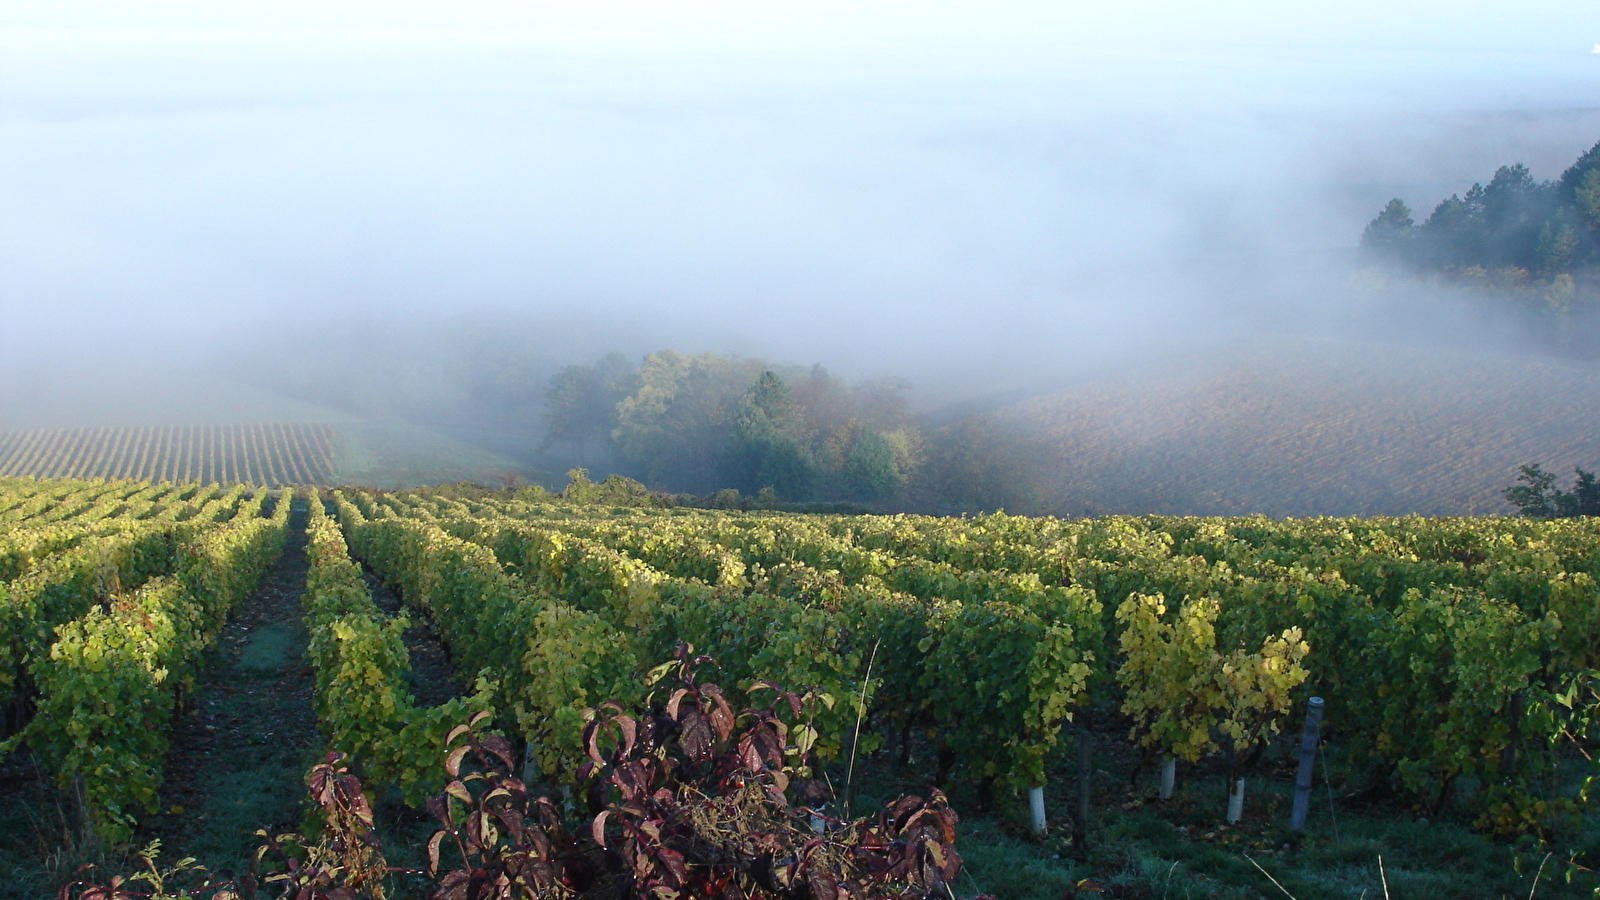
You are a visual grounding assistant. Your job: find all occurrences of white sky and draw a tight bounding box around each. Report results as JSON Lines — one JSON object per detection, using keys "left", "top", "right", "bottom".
{"left": 2, "top": 1, "right": 1598, "bottom": 390}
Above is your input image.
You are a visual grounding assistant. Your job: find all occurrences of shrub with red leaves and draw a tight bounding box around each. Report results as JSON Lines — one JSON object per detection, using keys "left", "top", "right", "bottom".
{"left": 62, "top": 646, "right": 993, "bottom": 900}
{"left": 572, "top": 643, "right": 982, "bottom": 900}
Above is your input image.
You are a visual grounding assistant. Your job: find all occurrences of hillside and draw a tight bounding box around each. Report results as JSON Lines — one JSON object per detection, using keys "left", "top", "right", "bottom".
{"left": 1000, "top": 338, "right": 1600, "bottom": 517}
{"left": 0, "top": 420, "right": 542, "bottom": 489}
{"left": 0, "top": 370, "right": 542, "bottom": 488}
{"left": 0, "top": 423, "right": 338, "bottom": 485}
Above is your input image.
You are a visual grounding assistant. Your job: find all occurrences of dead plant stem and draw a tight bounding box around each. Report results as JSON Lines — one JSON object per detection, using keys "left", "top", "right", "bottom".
{"left": 842, "top": 639, "right": 880, "bottom": 822}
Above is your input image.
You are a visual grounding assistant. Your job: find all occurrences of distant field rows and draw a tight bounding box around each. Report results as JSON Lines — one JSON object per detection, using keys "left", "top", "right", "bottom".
{"left": 0, "top": 424, "right": 337, "bottom": 486}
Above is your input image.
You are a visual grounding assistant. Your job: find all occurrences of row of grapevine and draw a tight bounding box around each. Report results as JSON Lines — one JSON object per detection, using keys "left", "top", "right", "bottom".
{"left": 332, "top": 493, "right": 644, "bottom": 782}
{"left": 606, "top": 506, "right": 1588, "bottom": 811}
{"left": 301, "top": 495, "right": 490, "bottom": 803}
{"left": 832, "top": 511, "right": 1592, "bottom": 827}
{"left": 0, "top": 524, "right": 190, "bottom": 710}
{"left": 1, "top": 480, "right": 138, "bottom": 523}
{"left": 432, "top": 502, "right": 1119, "bottom": 787}
{"left": 0, "top": 484, "right": 196, "bottom": 583}
{"left": 0, "top": 478, "right": 101, "bottom": 520}
{"left": 833, "top": 511, "right": 1598, "bottom": 828}
{"left": 42, "top": 483, "right": 242, "bottom": 528}
{"left": 0, "top": 489, "right": 291, "bottom": 840}
{"left": 910, "top": 514, "right": 1599, "bottom": 824}
{"left": 366, "top": 495, "right": 1106, "bottom": 795}
{"left": 0, "top": 480, "right": 250, "bottom": 528}
{"left": 0, "top": 483, "right": 271, "bottom": 714}
{"left": 420, "top": 507, "right": 883, "bottom": 764}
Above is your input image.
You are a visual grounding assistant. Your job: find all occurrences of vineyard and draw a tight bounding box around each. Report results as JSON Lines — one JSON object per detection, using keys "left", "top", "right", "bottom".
{"left": 0, "top": 421, "right": 551, "bottom": 490}
{"left": 1004, "top": 340, "right": 1600, "bottom": 516}
{"left": 0, "top": 424, "right": 337, "bottom": 486}
{"left": 0, "top": 478, "right": 291, "bottom": 841}
{"left": 0, "top": 477, "right": 1598, "bottom": 898}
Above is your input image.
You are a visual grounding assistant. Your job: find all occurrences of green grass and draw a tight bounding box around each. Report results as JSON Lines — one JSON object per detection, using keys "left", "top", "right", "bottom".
{"left": 9, "top": 723, "right": 1594, "bottom": 899}
{"left": 114, "top": 613, "right": 325, "bottom": 888}
{"left": 941, "top": 767, "right": 1599, "bottom": 900}
{"left": 0, "top": 757, "right": 88, "bottom": 900}
{"left": 235, "top": 621, "right": 299, "bottom": 675}
{"left": 828, "top": 723, "right": 1599, "bottom": 900}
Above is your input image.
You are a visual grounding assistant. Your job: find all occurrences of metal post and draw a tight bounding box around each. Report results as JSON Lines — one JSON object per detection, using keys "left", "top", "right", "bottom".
{"left": 1073, "top": 730, "right": 1091, "bottom": 850}
{"left": 1289, "top": 696, "right": 1325, "bottom": 831}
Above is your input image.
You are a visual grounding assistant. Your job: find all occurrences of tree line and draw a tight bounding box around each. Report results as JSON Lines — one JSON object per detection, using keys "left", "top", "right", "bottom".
{"left": 1361, "top": 137, "right": 1600, "bottom": 324}
{"left": 541, "top": 351, "right": 919, "bottom": 504}
{"left": 539, "top": 350, "right": 1045, "bottom": 511}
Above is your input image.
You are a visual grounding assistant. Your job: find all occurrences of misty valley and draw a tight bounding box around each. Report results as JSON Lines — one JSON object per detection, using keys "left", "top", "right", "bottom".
{"left": 5, "top": 8, "right": 1600, "bottom": 900}
{"left": 3, "top": 138, "right": 1600, "bottom": 900}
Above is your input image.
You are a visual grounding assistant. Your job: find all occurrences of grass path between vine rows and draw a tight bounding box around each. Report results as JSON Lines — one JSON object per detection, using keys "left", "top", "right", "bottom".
{"left": 92, "top": 497, "right": 465, "bottom": 891}
{"left": 130, "top": 497, "right": 472, "bottom": 881}
{"left": 134, "top": 498, "right": 321, "bottom": 880}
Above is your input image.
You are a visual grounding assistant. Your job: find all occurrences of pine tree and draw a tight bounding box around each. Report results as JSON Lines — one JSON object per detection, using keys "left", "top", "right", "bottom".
{"left": 1361, "top": 198, "right": 1416, "bottom": 258}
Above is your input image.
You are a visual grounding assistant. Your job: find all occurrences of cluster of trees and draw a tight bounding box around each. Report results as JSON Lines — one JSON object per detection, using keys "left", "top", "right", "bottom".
{"left": 542, "top": 351, "right": 921, "bottom": 503}
{"left": 1504, "top": 463, "right": 1600, "bottom": 518}
{"left": 1362, "top": 138, "right": 1600, "bottom": 317}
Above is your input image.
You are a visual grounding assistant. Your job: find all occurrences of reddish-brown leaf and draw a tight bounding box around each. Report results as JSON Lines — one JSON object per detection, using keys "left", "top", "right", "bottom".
{"left": 480, "top": 733, "right": 516, "bottom": 771}
{"left": 445, "top": 744, "right": 470, "bottom": 778}
{"left": 737, "top": 734, "right": 765, "bottom": 772}
{"left": 656, "top": 846, "right": 689, "bottom": 885}
{"left": 436, "top": 869, "right": 472, "bottom": 900}
{"left": 665, "top": 688, "right": 691, "bottom": 721}
{"left": 940, "top": 844, "right": 963, "bottom": 880}
{"left": 426, "top": 831, "right": 447, "bottom": 876}
{"left": 617, "top": 714, "right": 639, "bottom": 756}
{"left": 614, "top": 760, "right": 652, "bottom": 800}
{"left": 808, "top": 869, "right": 841, "bottom": 900}
{"left": 491, "top": 804, "right": 526, "bottom": 843}
{"left": 528, "top": 825, "right": 552, "bottom": 859}
{"left": 680, "top": 708, "right": 714, "bottom": 761}
{"left": 890, "top": 795, "right": 923, "bottom": 829}
{"left": 708, "top": 695, "right": 735, "bottom": 742}
{"left": 748, "top": 724, "right": 783, "bottom": 767}
{"left": 583, "top": 719, "right": 607, "bottom": 766}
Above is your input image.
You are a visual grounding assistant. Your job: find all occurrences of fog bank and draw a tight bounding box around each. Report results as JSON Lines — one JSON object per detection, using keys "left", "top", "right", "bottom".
{"left": 3, "top": 2, "right": 1599, "bottom": 415}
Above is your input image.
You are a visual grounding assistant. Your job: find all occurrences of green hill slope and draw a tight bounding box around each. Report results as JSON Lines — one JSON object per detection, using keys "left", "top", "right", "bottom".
{"left": 1000, "top": 339, "right": 1600, "bottom": 516}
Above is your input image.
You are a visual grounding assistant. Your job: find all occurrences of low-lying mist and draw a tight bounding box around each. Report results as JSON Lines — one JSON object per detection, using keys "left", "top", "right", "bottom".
{"left": 3, "top": 5, "right": 1599, "bottom": 510}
